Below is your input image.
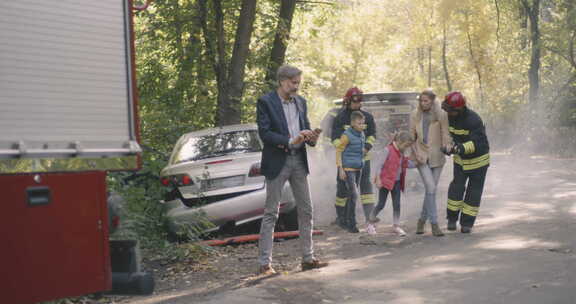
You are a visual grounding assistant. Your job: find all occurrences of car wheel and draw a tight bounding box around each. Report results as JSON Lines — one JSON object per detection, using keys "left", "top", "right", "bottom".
{"left": 277, "top": 207, "right": 298, "bottom": 231}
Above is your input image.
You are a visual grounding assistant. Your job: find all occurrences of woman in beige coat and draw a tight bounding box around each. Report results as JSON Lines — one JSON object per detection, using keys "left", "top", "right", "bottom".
{"left": 410, "top": 89, "right": 452, "bottom": 236}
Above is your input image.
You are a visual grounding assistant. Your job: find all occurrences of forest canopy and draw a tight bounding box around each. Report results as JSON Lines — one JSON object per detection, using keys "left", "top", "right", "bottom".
{"left": 134, "top": 0, "right": 576, "bottom": 155}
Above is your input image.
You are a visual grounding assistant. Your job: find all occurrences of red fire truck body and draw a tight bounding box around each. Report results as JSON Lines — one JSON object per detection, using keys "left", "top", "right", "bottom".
{"left": 0, "top": 1, "right": 145, "bottom": 303}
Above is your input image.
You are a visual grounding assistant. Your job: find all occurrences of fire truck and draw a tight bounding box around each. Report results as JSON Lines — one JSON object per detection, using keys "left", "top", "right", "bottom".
{"left": 1, "top": 1, "right": 153, "bottom": 303}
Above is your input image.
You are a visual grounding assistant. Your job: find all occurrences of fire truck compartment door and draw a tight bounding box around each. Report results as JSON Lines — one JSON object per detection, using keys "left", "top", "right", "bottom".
{"left": 1, "top": 171, "right": 111, "bottom": 304}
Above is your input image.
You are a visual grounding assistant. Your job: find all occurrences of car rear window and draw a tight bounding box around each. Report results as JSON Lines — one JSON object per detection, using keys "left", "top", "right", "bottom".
{"left": 171, "top": 130, "right": 262, "bottom": 164}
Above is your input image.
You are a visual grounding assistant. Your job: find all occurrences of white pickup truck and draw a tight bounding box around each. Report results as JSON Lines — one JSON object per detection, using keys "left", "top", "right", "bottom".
{"left": 320, "top": 91, "right": 418, "bottom": 152}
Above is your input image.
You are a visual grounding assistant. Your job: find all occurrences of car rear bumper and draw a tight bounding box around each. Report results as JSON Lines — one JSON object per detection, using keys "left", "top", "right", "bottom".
{"left": 164, "top": 184, "right": 295, "bottom": 235}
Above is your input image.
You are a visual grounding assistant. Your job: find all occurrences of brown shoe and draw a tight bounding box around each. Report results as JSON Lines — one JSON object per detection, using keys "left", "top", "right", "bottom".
{"left": 258, "top": 264, "right": 277, "bottom": 275}
{"left": 416, "top": 219, "right": 426, "bottom": 234}
{"left": 301, "top": 259, "right": 329, "bottom": 271}
{"left": 431, "top": 223, "right": 445, "bottom": 237}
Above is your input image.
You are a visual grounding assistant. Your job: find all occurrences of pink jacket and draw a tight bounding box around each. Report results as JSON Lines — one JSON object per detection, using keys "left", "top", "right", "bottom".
{"left": 379, "top": 143, "right": 409, "bottom": 192}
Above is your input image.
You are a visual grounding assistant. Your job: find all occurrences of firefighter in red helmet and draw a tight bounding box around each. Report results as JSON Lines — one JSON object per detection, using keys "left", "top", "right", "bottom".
{"left": 441, "top": 91, "right": 490, "bottom": 233}
{"left": 331, "top": 87, "right": 377, "bottom": 232}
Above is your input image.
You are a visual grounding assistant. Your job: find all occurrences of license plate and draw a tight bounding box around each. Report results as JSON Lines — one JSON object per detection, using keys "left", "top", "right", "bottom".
{"left": 201, "top": 175, "right": 245, "bottom": 191}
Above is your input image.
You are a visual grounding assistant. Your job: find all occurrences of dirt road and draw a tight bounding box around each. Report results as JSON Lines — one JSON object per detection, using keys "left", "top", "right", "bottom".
{"left": 127, "top": 154, "right": 576, "bottom": 304}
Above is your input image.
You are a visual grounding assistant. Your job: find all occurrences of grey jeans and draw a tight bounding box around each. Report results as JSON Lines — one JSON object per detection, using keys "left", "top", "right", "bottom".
{"left": 258, "top": 154, "right": 314, "bottom": 266}
{"left": 417, "top": 163, "right": 444, "bottom": 224}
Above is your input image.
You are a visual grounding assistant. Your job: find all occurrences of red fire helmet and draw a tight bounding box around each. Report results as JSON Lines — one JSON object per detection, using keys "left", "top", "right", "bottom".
{"left": 343, "top": 87, "right": 363, "bottom": 104}
{"left": 442, "top": 91, "right": 466, "bottom": 111}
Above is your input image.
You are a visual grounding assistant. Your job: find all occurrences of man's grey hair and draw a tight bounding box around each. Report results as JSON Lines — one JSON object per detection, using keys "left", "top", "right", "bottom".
{"left": 277, "top": 65, "right": 302, "bottom": 83}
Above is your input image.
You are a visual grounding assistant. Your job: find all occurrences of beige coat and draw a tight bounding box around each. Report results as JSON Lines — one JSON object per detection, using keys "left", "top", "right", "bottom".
{"left": 409, "top": 102, "right": 451, "bottom": 168}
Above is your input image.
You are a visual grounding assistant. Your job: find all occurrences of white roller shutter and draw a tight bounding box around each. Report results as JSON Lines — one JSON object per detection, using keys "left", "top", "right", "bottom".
{"left": 0, "top": 0, "right": 141, "bottom": 159}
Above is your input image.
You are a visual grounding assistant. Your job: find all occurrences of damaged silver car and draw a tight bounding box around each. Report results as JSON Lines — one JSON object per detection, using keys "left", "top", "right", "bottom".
{"left": 160, "top": 124, "right": 298, "bottom": 238}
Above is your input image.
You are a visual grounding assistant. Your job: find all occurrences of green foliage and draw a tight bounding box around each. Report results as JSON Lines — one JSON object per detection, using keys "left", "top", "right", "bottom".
{"left": 107, "top": 156, "right": 213, "bottom": 261}
{"left": 106, "top": 153, "right": 173, "bottom": 250}
{"left": 288, "top": 0, "right": 575, "bottom": 151}
{"left": 124, "top": 0, "right": 576, "bottom": 257}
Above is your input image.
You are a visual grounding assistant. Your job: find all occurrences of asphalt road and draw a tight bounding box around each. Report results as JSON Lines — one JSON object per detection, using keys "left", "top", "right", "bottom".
{"left": 192, "top": 154, "right": 576, "bottom": 304}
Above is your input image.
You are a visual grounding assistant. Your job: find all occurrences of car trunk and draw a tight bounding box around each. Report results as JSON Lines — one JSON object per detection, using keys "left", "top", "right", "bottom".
{"left": 163, "top": 153, "right": 265, "bottom": 201}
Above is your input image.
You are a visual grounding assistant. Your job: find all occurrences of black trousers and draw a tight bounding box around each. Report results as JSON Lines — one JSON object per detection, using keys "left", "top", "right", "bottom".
{"left": 336, "top": 160, "right": 375, "bottom": 207}
{"left": 446, "top": 164, "right": 488, "bottom": 228}
{"left": 373, "top": 180, "right": 402, "bottom": 225}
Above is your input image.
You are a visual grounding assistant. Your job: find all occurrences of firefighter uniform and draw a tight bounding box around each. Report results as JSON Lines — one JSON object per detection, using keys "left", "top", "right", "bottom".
{"left": 446, "top": 107, "right": 490, "bottom": 228}
{"left": 332, "top": 108, "right": 377, "bottom": 223}
{"left": 320, "top": 107, "right": 342, "bottom": 157}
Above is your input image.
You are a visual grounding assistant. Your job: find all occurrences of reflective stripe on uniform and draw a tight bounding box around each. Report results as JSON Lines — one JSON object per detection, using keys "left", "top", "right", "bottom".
{"left": 454, "top": 153, "right": 490, "bottom": 170}
{"left": 449, "top": 127, "right": 470, "bottom": 135}
{"left": 447, "top": 199, "right": 462, "bottom": 211}
{"left": 463, "top": 141, "right": 475, "bottom": 154}
{"left": 361, "top": 193, "right": 376, "bottom": 204}
{"left": 366, "top": 136, "right": 376, "bottom": 145}
{"left": 335, "top": 196, "right": 347, "bottom": 207}
{"left": 344, "top": 124, "right": 350, "bottom": 130}
{"left": 363, "top": 150, "right": 372, "bottom": 161}
{"left": 461, "top": 202, "right": 479, "bottom": 216}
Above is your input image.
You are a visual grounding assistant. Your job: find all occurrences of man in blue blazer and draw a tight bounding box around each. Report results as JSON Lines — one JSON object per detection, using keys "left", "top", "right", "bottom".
{"left": 256, "top": 65, "right": 328, "bottom": 275}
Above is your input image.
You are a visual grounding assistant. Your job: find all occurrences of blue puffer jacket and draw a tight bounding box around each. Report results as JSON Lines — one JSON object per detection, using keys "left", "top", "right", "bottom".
{"left": 342, "top": 128, "right": 365, "bottom": 169}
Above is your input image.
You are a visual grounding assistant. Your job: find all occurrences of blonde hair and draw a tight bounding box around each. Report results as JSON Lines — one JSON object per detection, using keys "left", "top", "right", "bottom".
{"left": 418, "top": 89, "right": 436, "bottom": 103}
{"left": 393, "top": 130, "right": 414, "bottom": 145}
{"left": 350, "top": 110, "right": 365, "bottom": 122}
{"left": 417, "top": 88, "right": 441, "bottom": 122}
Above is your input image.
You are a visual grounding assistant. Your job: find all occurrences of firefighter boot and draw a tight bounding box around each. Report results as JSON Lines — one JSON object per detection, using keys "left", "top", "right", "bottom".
{"left": 416, "top": 219, "right": 426, "bottom": 234}
{"left": 431, "top": 223, "right": 445, "bottom": 237}
{"left": 447, "top": 221, "right": 457, "bottom": 231}
{"left": 461, "top": 226, "right": 472, "bottom": 234}
{"left": 335, "top": 206, "right": 347, "bottom": 230}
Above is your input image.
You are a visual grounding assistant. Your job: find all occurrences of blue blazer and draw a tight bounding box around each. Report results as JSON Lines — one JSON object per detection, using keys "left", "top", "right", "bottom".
{"left": 256, "top": 91, "right": 315, "bottom": 180}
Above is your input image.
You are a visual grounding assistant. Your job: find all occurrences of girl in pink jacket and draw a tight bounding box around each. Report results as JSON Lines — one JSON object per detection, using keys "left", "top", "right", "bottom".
{"left": 368, "top": 131, "right": 415, "bottom": 236}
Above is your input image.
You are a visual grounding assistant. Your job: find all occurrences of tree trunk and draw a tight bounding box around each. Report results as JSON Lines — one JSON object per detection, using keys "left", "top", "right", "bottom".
{"left": 211, "top": 0, "right": 230, "bottom": 125}
{"left": 198, "top": 0, "right": 217, "bottom": 103}
{"left": 265, "top": 0, "right": 297, "bottom": 91}
{"left": 442, "top": 21, "right": 452, "bottom": 91}
{"left": 200, "top": 0, "right": 257, "bottom": 126}
{"left": 523, "top": 0, "right": 541, "bottom": 105}
{"left": 417, "top": 48, "right": 425, "bottom": 74}
{"left": 428, "top": 46, "right": 432, "bottom": 87}
{"left": 225, "top": 0, "right": 258, "bottom": 125}
{"left": 519, "top": 3, "right": 528, "bottom": 49}
{"left": 427, "top": 5, "right": 434, "bottom": 87}
{"left": 494, "top": 0, "right": 501, "bottom": 52}
{"left": 198, "top": 0, "right": 223, "bottom": 94}
{"left": 466, "top": 22, "right": 485, "bottom": 104}
{"left": 570, "top": 30, "right": 576, "bottom": 69}
{"left": 175, "top": 2, "right": 201, "bottom": 93}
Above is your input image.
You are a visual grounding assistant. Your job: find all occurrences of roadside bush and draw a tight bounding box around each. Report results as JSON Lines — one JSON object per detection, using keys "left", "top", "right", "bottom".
{"left": 106, "top": 151, "right": 212, "bottom": 260}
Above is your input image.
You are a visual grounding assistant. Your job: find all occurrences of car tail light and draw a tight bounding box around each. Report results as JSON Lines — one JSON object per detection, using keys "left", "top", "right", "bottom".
{"left": 161, "top": 175, "right": 194, "bottom": 187}
{"left": 111, "top": 215, "right": 120, "bottom": 229}
{"left": 173, "top": 174, "right": 194, "bottom": 186}
{"left": 181, "top": 174, "right": 192, "bottom": 185}
{"left": 249, "top": 162, "right": 261, "bottom": 177}
{"left": 160, "top": 177, "right": 171, "bottom": 186}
